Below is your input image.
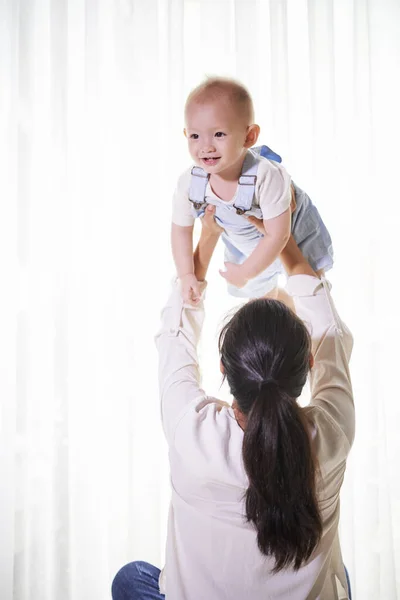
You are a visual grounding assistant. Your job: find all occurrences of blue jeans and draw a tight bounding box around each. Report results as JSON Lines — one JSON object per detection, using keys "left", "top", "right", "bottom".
{"left": 112, "top": 561, "right": 352, "bottom": 600}
{"left": 111, "top": 561, "right": 165, "bottom": 600}
{"left": 344, "top": 565, "right": 352, "bottom": 600}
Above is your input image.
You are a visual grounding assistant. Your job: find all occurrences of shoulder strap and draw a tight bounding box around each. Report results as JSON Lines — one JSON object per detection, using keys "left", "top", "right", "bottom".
{"left": 253, "top": 144, "right": 282, "bottom": 163}
{"left": 234, "top": 151, "right": 259, "bottom": 214}
{"left": 188, "top": 166, "right": 209, "bottom": 209}
{"left": 188, "top": 147, "right": 278, "bottom": 214}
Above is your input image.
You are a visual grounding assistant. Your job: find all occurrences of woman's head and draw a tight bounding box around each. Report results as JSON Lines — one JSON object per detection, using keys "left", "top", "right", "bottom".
{"left": 219, "top": 298, "right": 322, "bottom": 572}
{"left": 219, "top": 298, "right": 311, "bottom": 410}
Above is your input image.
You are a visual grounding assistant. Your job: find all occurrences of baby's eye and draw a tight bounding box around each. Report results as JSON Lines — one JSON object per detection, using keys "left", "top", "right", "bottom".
{"left": 189, "top": 133, "right": 199, "bottom": 140}
{"left": 215, "top": 132, "right": 226, "bottom": 138}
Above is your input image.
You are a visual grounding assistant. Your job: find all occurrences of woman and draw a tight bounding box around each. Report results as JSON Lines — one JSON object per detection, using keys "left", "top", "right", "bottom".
{"left": 112, "top": 207, "right": 354, "bottom": 599}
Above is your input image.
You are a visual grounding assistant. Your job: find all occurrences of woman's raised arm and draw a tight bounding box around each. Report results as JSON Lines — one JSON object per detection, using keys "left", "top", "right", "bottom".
{"left": 156, "top": 206, "right": 222, "bottom": 444}
{"left": 285, "top": 273, "right": 355, "bottom": 448}
{"left": 193, "top": 205, "right": 223, "bottom": 281}
{"left": 248, "top": 214, "right": 354, "bottom": 446}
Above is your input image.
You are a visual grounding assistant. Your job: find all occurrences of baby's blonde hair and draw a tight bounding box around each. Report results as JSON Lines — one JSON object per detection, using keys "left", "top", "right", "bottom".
{"left": 184, "top": 76, "right": 255, "bottom": 125}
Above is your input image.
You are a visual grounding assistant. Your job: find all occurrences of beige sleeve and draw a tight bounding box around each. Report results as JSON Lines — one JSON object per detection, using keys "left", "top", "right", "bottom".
{"left": 286, "top": 275, "right": 355, "bottom": 448}
{"left": 155, "top": 279, "right": 207, "bottom": 444}
{"left": 257, "top": 159, "right": 292, "bottom": 220}
{"left": 172, "top": 168, "right": 196, "bottom": 227}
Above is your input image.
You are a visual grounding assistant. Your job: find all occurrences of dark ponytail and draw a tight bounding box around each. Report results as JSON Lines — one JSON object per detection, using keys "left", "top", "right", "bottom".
{"left": 219, "top": 299, "right": 322, "bottom": 572}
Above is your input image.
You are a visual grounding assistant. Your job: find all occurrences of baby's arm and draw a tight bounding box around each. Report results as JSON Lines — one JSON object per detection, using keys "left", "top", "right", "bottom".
{"left": 171, "top": 222, "right": 194, "bottom": 276}
{"left": 171, "top": 168, "right": 203, "bottom": 304}
{"left": 220, "top": 208, "right": 291, "bottom": 288}
{"left": 171, "top": 222, "right": 201, "bottom": 304}
{"left": 244, "top": 208, "right": 291, "bottom": 277}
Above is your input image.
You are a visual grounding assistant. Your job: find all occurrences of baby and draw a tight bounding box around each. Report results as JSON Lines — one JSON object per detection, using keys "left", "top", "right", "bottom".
{"left": 171, "top": 77, "right": 333, "bottom": 302}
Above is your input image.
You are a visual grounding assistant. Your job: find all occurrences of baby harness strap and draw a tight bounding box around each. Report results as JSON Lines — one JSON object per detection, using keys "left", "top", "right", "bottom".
{"left": 188, "top": 145, "right": 282, "bottom": 214}
{"left": 234, "top": 145, "right": 283, "bottom": 214}
{"left": 234, "top": 151, "right": 259, "bottom": 215}
{"left": 188, "top": 167, "right": 209, "bottom": 210}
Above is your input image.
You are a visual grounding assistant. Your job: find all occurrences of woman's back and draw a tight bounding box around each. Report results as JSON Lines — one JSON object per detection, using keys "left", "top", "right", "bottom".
{"left": 156, "top": 275, "right": 354, "bottom": 599}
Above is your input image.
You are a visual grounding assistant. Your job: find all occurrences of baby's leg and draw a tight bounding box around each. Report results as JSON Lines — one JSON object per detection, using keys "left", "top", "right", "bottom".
{"left": 291, "top": 182, "right": 334, "bottom": 276}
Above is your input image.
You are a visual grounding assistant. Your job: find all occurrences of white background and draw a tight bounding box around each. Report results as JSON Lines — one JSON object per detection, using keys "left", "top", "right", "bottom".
{"left": 1, "top": 1, "right": 399, "bottom": 598}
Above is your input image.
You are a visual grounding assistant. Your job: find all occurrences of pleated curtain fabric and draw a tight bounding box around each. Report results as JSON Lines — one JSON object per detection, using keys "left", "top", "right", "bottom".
{"left": 0, "top": 1, "right": 399, "bottom": 599}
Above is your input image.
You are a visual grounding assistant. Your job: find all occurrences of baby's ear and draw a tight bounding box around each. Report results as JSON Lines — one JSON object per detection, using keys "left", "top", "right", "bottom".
{"left": 244, "top": 124, "right": 260, "bottom": 148}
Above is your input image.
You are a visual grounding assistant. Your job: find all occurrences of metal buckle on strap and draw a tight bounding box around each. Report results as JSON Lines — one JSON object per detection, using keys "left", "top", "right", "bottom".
{"left": 234, "top": 206, "right": 246, "bottom": 215}
{"left": 238, "top": 174, "right": 257, "bottom": 186}
{"left": 190, "top": 200, "right": 206, "bottom": 210}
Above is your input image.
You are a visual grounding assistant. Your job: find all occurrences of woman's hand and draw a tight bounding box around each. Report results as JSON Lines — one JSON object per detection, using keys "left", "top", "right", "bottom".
{"left": 180, "top": 273, "right": 201, "bottom": 304}
{"left": 200, "top": 204, "right": 224, "bottom": 236}
{"left": 246, "top": 184, "right": 297, "bottom": 234}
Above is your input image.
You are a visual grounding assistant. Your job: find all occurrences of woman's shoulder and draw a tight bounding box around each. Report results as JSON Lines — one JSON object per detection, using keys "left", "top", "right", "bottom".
{"left": 167, "top": 398, "right": 248, "bottom": 485}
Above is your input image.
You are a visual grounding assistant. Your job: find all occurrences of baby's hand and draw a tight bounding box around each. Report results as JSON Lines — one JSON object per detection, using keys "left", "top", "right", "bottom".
{"left": 180, "top": 273, "right": 201, "bottom": 305}
{"left": 219, "top": 262, "right": 249, "bottom": 289}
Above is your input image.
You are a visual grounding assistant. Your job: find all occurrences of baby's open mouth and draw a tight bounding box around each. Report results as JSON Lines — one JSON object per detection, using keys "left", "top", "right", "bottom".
{"left": 201, "top": 157, "right": 221, "bottom": 165}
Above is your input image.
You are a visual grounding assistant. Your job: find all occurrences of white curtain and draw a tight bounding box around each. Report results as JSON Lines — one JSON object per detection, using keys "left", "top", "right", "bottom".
{"left": 1, "top": 1, "right": 399, "bottom": 598}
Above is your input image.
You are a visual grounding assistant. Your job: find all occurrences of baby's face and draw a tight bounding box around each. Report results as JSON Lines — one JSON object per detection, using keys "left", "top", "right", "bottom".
{"left": 184, "top": 99, "right": 249, "bottom": 178}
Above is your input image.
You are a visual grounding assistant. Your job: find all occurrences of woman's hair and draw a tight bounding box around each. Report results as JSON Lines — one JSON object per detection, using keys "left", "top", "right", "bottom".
{"left": 219, "top": 298, "right": 322, "bottom": 572}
